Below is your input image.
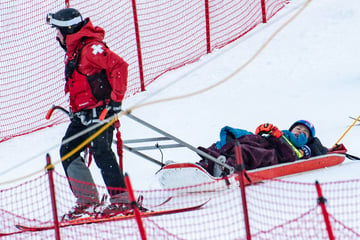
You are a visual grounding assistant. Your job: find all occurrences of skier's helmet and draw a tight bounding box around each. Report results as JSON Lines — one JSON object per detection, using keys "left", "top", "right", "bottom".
{"left": 289, "top": 120, "right": 316, "bottom": 139}
{"left": 46, "top": 8, "right": 84, "bottom": 36}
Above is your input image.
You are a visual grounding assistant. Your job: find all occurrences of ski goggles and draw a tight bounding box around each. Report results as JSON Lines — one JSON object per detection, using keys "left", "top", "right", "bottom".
{"left": 46, "top": 13, "right": 83, "bottom": 27}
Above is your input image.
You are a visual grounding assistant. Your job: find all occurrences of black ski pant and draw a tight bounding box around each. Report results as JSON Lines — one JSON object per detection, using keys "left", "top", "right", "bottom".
{"left": 60, "top": 115, "right": 126, "bottom": 204}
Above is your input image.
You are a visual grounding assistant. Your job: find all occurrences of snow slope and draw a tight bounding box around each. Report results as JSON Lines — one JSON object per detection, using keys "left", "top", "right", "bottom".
{"left": 0, "top": 0, "right": 359, "bottom": 199}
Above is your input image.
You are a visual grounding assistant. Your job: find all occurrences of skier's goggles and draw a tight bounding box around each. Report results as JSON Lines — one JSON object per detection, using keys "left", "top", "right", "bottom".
{"left": 46, "top": 13, "right": 83, "bottom": 27}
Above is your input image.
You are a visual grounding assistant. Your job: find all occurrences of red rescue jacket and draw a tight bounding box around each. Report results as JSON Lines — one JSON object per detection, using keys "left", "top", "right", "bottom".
{"left": 64, "top": 18, "right": 128, "bottom": 112}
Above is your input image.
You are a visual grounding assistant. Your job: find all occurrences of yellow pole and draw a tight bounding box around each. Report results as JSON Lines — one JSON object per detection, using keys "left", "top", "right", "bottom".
{"left": 280, "top": 135, "right": 304, "bottom": 159}
{"left": 333, "top": 116, "right": 360, "bottom": 148}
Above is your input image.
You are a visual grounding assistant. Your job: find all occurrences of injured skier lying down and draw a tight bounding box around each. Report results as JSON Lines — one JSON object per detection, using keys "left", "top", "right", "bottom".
{"left": 196, "top": 120, "right": 346, "bottom": 177}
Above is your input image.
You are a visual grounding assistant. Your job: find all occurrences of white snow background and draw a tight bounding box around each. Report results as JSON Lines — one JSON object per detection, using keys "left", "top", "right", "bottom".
{"left": 0, "top": 0, "right": 359, "bottom": 238}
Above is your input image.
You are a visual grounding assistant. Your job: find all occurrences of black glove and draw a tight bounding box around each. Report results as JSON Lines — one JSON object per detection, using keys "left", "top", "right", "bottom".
{"left": 108, "top": 100, "right": 122, "bottom": 114}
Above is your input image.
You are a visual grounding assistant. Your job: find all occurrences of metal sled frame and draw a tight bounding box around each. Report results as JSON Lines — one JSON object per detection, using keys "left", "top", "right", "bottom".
{"left": 121, "top": 113, "right": 235, "bottom": 173}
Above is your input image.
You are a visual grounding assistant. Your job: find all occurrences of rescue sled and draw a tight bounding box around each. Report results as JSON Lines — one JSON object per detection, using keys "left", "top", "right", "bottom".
{"left": 121, "top": 113, "right": 347, "bottom": 189}
{"left": 156, "top": 153, "right": 346, "bottom": 189}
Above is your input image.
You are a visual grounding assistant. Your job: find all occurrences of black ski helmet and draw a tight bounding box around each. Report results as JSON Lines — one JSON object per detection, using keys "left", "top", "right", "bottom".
{"left": 46, "top": 8, "right": 84, "bottom": 37}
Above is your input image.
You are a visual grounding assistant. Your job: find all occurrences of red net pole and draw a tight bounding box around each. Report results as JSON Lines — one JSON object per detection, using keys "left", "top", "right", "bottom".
{"left": 315, "top": 180, "right": 335, "bottom": 240}
{"left": 65, "top": 0, "right": 70, "bottom": 8}
{"left": 204, "top": 0, "right": 211, "bottom": 53}
{"left": 125, "top": 173, "right": 147, "bottom": 240}
{"left": 46, "top": 153, "right": 61, "bottom": 240}
{"left": 131, "top": 0, "right": 145, "bottom": 91}
{"left": 234, "top": 142, "right": 251, "bottom": 240}
{"left": 261, "top": 0, "right": 267, "bottom": 23}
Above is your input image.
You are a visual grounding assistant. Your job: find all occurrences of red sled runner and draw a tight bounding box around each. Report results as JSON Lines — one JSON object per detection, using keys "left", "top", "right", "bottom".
{"left": 156, "top": 153, "right": 346, "bottom": 189}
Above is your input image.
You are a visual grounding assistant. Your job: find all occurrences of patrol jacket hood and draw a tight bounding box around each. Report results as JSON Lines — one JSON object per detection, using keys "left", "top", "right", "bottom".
{"left": 65, "top": 18, "right": 105, "bottom": 55}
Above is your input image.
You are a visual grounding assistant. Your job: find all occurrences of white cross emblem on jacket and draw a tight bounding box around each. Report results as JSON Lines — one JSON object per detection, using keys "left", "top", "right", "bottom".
{"left": 91, "top": 44, "right": 104, "bottom": 55}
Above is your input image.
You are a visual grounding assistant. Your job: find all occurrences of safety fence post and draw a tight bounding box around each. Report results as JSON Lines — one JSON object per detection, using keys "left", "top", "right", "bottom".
{"left": 131, "top": 0, "right": 145, "bottom": 91}
{"left": 315, "top": 180, "right": 335, "bottom": 240}
{"left": 125, "top": 173, "right": 147, "bottom": 240}
{"left": 260, "top": 0, "right": 267, "bottom": 23}
{"left": 46, "top": 153, "right": 61, "bottom": 240}
{"left": 234, "top": 142, "right": 251, "bottom": 240}
{"left": 204, "top": 0, "right": 211, "bottom": 53}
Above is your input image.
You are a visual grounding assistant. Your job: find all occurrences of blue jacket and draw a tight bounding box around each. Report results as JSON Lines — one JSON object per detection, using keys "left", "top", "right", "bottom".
{"left": 215, "top": 126, "right": 308, "bottom": 149}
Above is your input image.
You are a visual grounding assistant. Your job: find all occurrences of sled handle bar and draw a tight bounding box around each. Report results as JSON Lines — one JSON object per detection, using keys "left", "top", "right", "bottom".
{"left": 125, "top": 113, "right": 235, "bottom": 173}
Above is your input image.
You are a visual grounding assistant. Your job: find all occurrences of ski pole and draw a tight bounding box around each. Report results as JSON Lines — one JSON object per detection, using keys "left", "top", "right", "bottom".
{"left": 280, "top": 134, "right": 304, "bottom": 159}
{"left": 349, "top": 116, "right": 360, "bottom": 126}
{"left": 256, "top": 124, "right": 304, "bottom": 159}
{"left": 333, "top": 115, "right": 360, "bottom": 148}
{"left": 345, "top": 153, "right": 360, "bottom": 161}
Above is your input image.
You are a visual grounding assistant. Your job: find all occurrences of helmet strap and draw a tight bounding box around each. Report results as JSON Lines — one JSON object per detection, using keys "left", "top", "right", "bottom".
{"left": 56, "top": 34, "right": 67, "bottom": 52}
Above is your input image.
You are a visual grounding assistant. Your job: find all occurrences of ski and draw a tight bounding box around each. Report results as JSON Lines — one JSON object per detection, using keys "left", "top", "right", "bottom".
{"left": 55, "top": 195, "right": 174, "bottom": 223}
{"left": 0, "top": 231, "right": 22, "bottom": 237}
{"left": 16, "top": 199, "right": 209, "bottom": 232}
{"left": 149, "top": 195, "right": 173, "bottom": 207}
{"left": 135, "top": 195, "right": 173, "bottom": 209}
